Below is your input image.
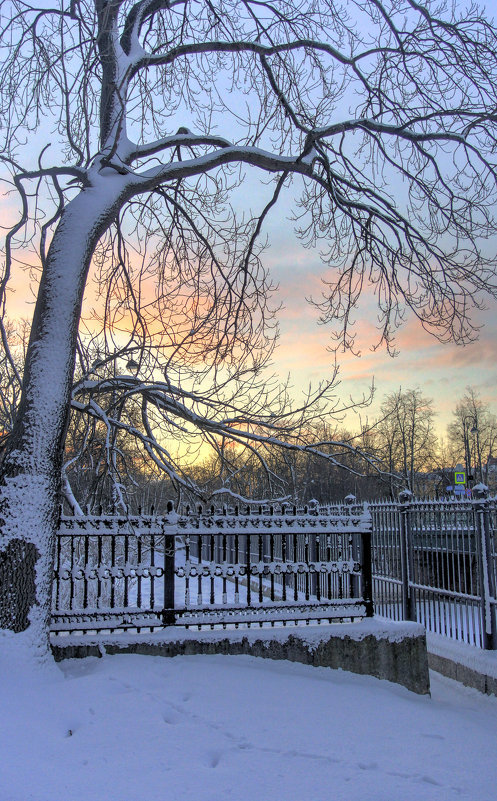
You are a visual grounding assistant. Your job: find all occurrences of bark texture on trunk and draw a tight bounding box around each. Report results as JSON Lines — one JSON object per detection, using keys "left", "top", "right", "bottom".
{"left": 0, "top": 176, "right": 129, "bottom": 649}
{"left": 0, "top": 539, "right": 39, "bottom": 631}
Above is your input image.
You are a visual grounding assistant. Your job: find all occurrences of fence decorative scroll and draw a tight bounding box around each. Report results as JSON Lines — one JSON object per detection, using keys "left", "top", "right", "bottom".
{"left": 52, "top": 505, "right": 373, "bottom": 635}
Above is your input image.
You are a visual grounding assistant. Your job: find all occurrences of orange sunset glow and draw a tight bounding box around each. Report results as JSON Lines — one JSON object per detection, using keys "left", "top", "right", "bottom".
{"left": 3, "top": 170, "right": 497, "bottom": 440}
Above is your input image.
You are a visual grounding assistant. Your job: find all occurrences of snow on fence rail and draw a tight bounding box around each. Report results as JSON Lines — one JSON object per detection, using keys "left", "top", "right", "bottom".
{"left": 52, "top": 493, "right": 497, "bottom": 648}
{"left": 51, "top": 503, "right": 373, "bottom": 635}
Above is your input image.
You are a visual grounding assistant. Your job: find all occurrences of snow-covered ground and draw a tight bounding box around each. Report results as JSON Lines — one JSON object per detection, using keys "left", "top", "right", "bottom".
{"left": 1, "top": 633, "right": 497, "bottom": 801}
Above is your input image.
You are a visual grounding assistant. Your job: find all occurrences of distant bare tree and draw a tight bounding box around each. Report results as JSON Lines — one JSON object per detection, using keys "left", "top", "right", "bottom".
{"left": 374, "top": 388, "right": 437, "bottom": 496}
{"left": 1, "top": 0, "right": 497, "bottom": 651}
{"left": 447, "top": 387, "right": 497, "bottom": 485}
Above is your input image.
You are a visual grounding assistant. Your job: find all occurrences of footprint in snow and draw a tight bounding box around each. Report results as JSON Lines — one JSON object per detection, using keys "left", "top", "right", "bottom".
{"left": 421, "top": 775, "right": 443, "bottom": 786}
{"left": 162, "top": 710, "right": 181, "bottom": 725}
{"left": 236, "top": 740, "right": 254, "bottom": 750}
{"left": 208, "top": 750, "right": 223, "bottom": 768}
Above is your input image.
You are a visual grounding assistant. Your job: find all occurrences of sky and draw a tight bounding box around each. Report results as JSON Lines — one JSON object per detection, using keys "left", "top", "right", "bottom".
{"left": 265, "top": 212, "right": 497, "bottom": 436}
{"left": 220, "top": 0, "right": 497, "bottom": 439}
{"left": 226, "top": 0, "right": 497, "bottom": 438}
{"left": 2, "top": 0, "right": 497, "bottom": 443}
{"left": 219, "top": 166, "right": 497, "bottom": 437}
{"left": 4, "top": 167, "right": 495, "bottom": 441}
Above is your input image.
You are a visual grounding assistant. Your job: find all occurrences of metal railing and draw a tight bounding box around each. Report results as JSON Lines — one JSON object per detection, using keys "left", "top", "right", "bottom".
{"left": 368, "top": 491, "right": 497, "bottom": 649}
{"left": 51, "top": 504, "right": 373, "bottom": 635}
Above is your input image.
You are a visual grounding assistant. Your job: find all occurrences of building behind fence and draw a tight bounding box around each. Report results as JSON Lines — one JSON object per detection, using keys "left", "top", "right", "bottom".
{"left": 51, "top": 492, "right": 497, "bottom": 650}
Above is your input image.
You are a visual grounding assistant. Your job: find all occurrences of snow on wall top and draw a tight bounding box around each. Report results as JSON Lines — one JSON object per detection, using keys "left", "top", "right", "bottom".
{"left": 50, "top": 617, "right": 425, "bottom": 650}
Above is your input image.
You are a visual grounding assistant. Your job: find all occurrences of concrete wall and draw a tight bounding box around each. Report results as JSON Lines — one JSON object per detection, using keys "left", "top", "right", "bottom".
{"left": 428, "top": 651, "right": 497, "bottom": 696}
{"left": 51, "top": 620, "right": 430, "bottom": 695}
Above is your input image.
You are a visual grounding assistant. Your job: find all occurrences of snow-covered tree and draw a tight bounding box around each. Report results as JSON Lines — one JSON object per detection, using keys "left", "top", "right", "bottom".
{"left": 1, "top": 0, "right": 497, "bottom": 653}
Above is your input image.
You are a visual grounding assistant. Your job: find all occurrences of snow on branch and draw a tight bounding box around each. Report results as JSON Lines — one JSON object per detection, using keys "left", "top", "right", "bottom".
{"left": 2, "top": 0, "right": 497, "bottom": 509}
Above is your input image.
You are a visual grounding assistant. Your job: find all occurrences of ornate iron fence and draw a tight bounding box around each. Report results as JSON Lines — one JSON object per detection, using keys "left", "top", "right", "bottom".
{"left": 51, "top": 504, "right": 373, "bottom": 635}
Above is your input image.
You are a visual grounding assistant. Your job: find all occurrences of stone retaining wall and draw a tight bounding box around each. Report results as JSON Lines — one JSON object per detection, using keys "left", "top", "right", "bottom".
{"left": 51, "top": 619, "right": 430, "bottom": 695}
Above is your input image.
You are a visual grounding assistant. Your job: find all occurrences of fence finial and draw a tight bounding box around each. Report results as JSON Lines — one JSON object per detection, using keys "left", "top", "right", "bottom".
{"left": 398, "top": 489, "right": 413, "bottom": 504}
{"left": 472, "top": 483, "right": 489, "bottom": 500}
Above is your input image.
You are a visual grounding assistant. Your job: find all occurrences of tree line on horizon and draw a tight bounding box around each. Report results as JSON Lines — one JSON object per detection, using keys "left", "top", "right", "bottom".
{"left": 150, "top": 386, "right": 497, "bottom": 508}
{"left": 3, "top": 324, "right": 492, "bottom": 510}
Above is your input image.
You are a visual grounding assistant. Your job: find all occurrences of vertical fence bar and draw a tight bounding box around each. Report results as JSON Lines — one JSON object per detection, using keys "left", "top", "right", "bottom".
{"left": 82, "top": 535, "right": 89, "bottom": 610}
{"left": 185, "top": 533, "right": 190, "bottom": 607}
{"left": 315, "top": 534, "right": 321, "bottom": 602}
{"left": 304, "top": 534, "right": 310, "bottom": 601}
{"left": 474, "top": 490, "right": 497, "bottom": 650}
{"left": 162, "top": 522, "right": 175, "bottom": 626}
{"left": 282, "top": 533, "right": 287, "bottom": 603}
{"left": 326, "top": 534, "right": 332, "bottom": 601}
{"left": 337, "top": 532, "right": 343, "bottom": 600}
{"left": 149, "top": 530, "right": 155, "bottom": 609}
{"left": 110, "top": 534, "right": 115, "bottom": 611}
{"left": 234, "top": 534, "right": 239, "bottom": 604}
{"left": 270, "top": 532, "right": 275, "bottom": 602}
{"left": 209, "top": 532, "right": 215, "bottom": 606}
{"left": 246, "top": 534, "right": 251, "bottom": 607}
{"left": 258, "top": 532, "right": 263, "bottom": 604}
{"left": 136, "top": 536, "right": 142, "bottom": 610}
{"left": 222, "top": 533, "right": 227, "bottom": 605}
{"left": 347, "top": 534, "right": 354, "bottom": 598}
{"left": 123, "top": 531, "right": 129, "bottom": 609}
{"left": 196, "top": 533, "right": 202, "bottom": 605}
{"left": 96, "top": 534, "right": 103, "bottom": 610}
{"left": 361, "top": 528, "right": 374, "bottom": 617}
{"left": 293, "top": 533, "right": 298, "bottom": 602}
{"left": 399, "top": 491, "right": 416, "bottom": 622}
{"left": 54, "top": 532, "right": 62, "bottom": 612}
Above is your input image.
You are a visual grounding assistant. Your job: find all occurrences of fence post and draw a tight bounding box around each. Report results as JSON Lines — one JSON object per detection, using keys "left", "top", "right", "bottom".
{"left": 161, "top": 513, "right": 177, "bottom": 626}
{"left": 473, "top": 485, "right": 497, "bottom": 650}
{"left": 345, "top": 495, "right": 360, "bottom": 600}
{"left": 399, "top": 490, "right": 416, "bottom": 622}
{"left": 360, "top": 503, "right": 374, "bottom": 617}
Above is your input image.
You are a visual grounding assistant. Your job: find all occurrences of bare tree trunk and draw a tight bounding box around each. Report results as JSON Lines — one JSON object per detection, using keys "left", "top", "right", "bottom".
{"left": 0, "top": 179, "right": 125, "bottom": 651}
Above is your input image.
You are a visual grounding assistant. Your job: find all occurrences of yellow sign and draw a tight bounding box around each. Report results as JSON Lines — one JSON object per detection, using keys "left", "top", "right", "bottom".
{"left": 454, "top": 472, "right": 466, "bottom": 485}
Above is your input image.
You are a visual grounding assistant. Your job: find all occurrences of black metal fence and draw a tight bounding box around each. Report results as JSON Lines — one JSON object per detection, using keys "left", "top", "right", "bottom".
{"left": 51, "top": 504, "right": 373, "bottom": 635}
{"left": 51, "top": 494, "right": 497, "bottom": 648}
{"left": 368, "top": 493, "right": 497, "bottom": 649}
